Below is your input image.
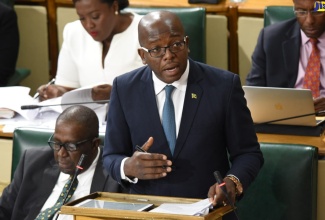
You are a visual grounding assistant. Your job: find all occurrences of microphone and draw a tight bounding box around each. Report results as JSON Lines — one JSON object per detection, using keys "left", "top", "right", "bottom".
{"left": 62, "top": 154, "right": 87, "bottom": 205}
{"left": 214, "top": 171, "right": 231, "bottom": 203}
{"left": 21, "top": 100, "right": 110, "bottom": 110}
{"left": 213, "top": 171, "right": 239, "bottom": 220}
{"left": 255, "top": 110, "right": 325, "bottom": 125}
{"left": 54, "top": 154, "right": 87, "bottom": 220}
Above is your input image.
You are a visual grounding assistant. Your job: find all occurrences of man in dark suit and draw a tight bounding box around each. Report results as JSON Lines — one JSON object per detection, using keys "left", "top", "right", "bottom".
{"left": 0, "top": 1, "right": 19, "bottom": 86}
{"left": 0, "top": 105, "right": 122, "bottom": 220}
{"left": 103, "top": 11, "right": 263, "bottom": 219}
{"left": 246, "top": 0, "right": 325, "bottom": 112}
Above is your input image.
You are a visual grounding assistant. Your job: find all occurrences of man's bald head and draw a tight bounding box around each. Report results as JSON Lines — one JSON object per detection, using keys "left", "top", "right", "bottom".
{"left": 138, "top": 11, "right": 185, "bottom": 46}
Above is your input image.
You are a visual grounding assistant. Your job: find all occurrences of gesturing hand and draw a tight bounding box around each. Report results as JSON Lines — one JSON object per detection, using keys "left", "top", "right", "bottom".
{"left": 124, "top": 137, "right": 173, "bottom": 180}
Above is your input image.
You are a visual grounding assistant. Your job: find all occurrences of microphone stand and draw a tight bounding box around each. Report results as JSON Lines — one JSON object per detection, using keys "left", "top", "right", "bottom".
{"left": 21, "top": 100, "right": 110, "bottom": 110}
{"left": 214, "top": 171, "right": 240, "bottom": 220}
{"left": 255, "top": 110, "right": 325, "bottom": 125}
{"left": 54, "top": 154, "right": 87, "bottom": 220}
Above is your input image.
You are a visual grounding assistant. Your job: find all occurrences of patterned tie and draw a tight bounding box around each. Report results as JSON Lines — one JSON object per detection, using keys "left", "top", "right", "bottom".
{"left": 303, "top": 38, "right": 321, "bottom": 98}
{"left": 36, "top": 176, "right": 78, "bottom": 220}
{"left": 162, "top": 85, "right": 176, "bottom": 155}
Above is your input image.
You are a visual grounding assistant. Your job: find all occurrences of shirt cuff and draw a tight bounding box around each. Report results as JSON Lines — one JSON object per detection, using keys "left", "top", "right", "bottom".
{"left": 120, "top": 157, "right": 138, "bottom": 184}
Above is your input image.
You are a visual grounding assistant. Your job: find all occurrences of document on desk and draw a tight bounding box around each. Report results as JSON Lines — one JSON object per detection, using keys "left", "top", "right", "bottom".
{"left": 0, "top": 86, "right": 108, "bottom": 132}
{"left": 149, "top": 198, "right": 212, "bottom": 216}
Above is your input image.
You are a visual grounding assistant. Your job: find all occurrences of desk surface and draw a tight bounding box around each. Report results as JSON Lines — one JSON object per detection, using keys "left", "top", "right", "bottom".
{"left": 0, "top": 125, "right": 13, "bottom": 138}
{"left": 257, "top": 133, "right": 325, "bottom": 155}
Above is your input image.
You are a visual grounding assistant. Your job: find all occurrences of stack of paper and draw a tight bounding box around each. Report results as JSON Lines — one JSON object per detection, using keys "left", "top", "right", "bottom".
{"left": 149, "top": 198, "right": 212, "bottom": 216}
{"left": 0, "top": 108, "right": 15, "bottom": 119}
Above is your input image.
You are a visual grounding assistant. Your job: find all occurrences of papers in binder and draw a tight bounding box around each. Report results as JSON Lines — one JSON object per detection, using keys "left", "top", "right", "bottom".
{"left": 149, "top": 198, "right": 212, "bottom": 216}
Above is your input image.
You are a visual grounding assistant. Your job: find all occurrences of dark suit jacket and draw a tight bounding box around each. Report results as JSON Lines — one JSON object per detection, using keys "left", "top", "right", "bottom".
{"left": 103, "top": 59, "right": 263, "bottom": 199}
{"left": 0, "top": 147, "right": 122, "bottom": 220}
{"left": 0, "top": 2, "right": 19, "bottom": 86}
{"left": 246, "top": 18, "right": 301, "bottom": 87}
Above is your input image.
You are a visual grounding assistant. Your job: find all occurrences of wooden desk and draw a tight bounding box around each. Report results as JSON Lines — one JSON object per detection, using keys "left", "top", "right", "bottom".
{"left": 0, "top": 125, "right": 13, "bottom": 138}
{"left": 61, "top": 192, "right": 233, "bottom": 220}
{"left": 257, "top": 133, "right": 325, "bottom": 156}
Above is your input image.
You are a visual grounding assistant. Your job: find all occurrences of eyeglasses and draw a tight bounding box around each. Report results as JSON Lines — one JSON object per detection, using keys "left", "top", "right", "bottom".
{"left": 293, "top": 8, "right": 325, "bottom": 17}
{"left": 141, "top": 37, "right": 187, "bottom": 58}
{"left": 47, "top": 133, "right": 94, "bottom": 152}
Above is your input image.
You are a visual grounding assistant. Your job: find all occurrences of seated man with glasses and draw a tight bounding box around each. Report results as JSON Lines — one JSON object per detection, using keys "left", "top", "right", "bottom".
{"left": 103, "top": 10, "right": 263, "bottom": 220}
{"left": 0, "top": 105, "right": 124, "bottom": 220}
{"left": 246, "top": 0, "right": 325, "bottom": 112}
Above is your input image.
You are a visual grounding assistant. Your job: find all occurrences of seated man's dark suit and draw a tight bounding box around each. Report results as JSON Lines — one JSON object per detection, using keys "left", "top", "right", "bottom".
{"left": 104, "top": 59, "right": 264, "bottom": 199}
{"left": 246, "top": 18, "right": 301, "bottom": 87}
{"left": 0, "top": 147, "right": 122, "bottom": 220}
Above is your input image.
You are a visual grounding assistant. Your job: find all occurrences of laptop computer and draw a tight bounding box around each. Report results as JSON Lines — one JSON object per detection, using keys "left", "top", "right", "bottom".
{"left": 243, "top": 86, "right": 324, "bottom": 126}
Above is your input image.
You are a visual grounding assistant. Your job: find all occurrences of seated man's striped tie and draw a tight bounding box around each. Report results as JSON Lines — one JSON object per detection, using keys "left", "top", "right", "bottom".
{"left": 35, "top": 176, "right": 78, "bottom": 220}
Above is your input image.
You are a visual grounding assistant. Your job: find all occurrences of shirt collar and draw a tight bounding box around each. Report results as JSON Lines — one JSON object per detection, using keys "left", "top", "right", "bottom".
{"left": 301, "top": 29, "right": 325, "bottom": 45}
{"left": 152, "top": 59, "right": 189, "bottom": 95}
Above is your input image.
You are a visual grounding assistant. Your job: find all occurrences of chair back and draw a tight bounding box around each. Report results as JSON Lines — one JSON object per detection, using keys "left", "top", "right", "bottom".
{"left": 264, "top": 6, "right": 295, "bottom": 27}
{"left": 11, "top": 127, "right": 105, "bottom": 180}
{"left": 236, "top": 143, "right": 318, "bottom": 220}
{"left": 124, "top": 7, "right": 206, "bottom": 63}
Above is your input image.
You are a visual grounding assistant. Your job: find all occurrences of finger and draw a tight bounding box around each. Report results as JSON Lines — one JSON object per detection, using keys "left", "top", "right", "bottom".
{"left": 142, "top": 137, "right": 154, "bottom": 151}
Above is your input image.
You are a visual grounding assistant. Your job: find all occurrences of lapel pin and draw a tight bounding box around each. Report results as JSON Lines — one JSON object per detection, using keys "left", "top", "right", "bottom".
{"left": 191, "top": 93, "right": 197, "bottom": 99}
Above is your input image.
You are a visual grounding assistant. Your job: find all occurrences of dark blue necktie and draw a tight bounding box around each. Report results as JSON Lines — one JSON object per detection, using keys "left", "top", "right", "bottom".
{"left": 162, "top": 85, "right": 176, "bottom": 155}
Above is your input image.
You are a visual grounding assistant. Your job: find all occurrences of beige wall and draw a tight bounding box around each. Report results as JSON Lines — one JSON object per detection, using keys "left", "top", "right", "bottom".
{"left": 238, "top": 16, "right": 263, "bottom": 85}
{"left": 14, "top": 5, "right": 49, "bottom": 95}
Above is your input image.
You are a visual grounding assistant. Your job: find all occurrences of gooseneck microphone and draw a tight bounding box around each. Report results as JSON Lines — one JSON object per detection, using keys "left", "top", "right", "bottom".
{"left": 54, "top": 154, "right": 87, "bottom": 220}
{"left": 214, "top": 171, "right": 239, "bottom": 220}
{"left": 62, "top": 154, "right": 87, "bottom": 204}
{"left": 21, "top": 100, "right": 110, "bottom": 110}
{"left": 255, "top": 110, "right": 325, "bottom": 125}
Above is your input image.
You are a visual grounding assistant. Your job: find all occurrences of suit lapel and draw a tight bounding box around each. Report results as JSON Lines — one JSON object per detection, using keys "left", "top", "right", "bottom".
{"left": 283, "top": 21, "right": 301, "bottom": 87}
{"left": 173, "top": 60, "right": 203, "bottom": 158}
{"left": 91, "top": 148, "right": 108, "bottom": 192}
{"left": 30, "top": 159, "right": 59, "bottom": 217}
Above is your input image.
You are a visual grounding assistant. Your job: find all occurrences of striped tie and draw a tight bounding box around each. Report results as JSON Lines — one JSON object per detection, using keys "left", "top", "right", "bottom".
{"left": 35, "top": 176, "right": 78, "bottom": 220}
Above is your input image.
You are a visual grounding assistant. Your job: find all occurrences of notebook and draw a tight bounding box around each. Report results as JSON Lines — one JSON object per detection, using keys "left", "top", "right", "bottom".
{"left": 243, "top": 86, "right": 324, "bottom": 127}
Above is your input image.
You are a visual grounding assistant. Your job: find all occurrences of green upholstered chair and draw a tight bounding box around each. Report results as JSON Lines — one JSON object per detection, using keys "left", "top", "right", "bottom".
{"left": 236, "top": 143, "right": 318, "bottom": 220}
{"left": 264, "top": 6, "right": 295, "bottom": 27}
{"left": 11, "top": 127, "right": 105, "bottom": 180}
{"left": 123, "top": 7, "right": 206, "bottom": 63}
{"left": 6, "top": 68, "right": 31, "bottom": 86}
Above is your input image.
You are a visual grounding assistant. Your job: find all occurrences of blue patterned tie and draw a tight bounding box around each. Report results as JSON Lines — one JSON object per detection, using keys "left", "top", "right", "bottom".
{"left": 35, "top": 176, "right": 78, "bottom": 220}
{"left": 162, "top": 85, "right": 176, "bottom": 155}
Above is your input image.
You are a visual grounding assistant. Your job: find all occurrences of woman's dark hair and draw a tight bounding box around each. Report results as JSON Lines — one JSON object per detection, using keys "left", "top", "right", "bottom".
{"left": 73, "top": 0, "right": 129, "bottom": 10}
{"left": 104, "top": 0, "right": 129, "bottom": 10}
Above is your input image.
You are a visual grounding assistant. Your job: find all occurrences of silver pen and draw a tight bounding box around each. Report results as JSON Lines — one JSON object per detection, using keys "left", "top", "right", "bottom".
{"left": 33, "top": 78, "right": 56, "bottom": 99}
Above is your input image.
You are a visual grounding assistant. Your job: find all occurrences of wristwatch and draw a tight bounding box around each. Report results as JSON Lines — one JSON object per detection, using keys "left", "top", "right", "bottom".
{"left": 226, "top": 175, "right": 243, "bottom": 196}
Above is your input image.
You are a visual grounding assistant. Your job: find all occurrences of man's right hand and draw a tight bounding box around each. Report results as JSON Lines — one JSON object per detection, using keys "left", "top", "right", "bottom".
{"left": 124, "top": 137, "right": 173, "bottom": 180}
{"left": 37, "top": 84, "right": 73, "bottom": 101}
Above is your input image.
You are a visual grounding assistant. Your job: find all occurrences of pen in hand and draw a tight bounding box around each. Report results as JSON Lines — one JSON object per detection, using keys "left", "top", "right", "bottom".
{"left": 33, "top": 78, "right": 56, "bottom": 99}
{"left": 135, "top": 145, "right": 147, "bottom": 153}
